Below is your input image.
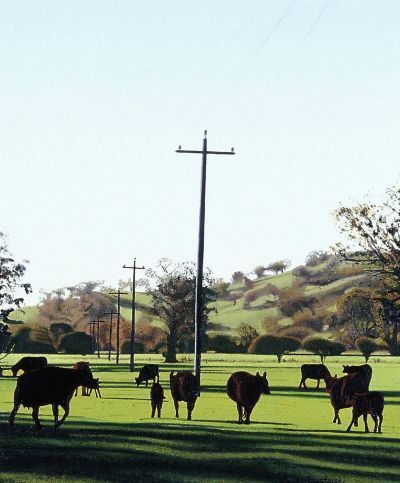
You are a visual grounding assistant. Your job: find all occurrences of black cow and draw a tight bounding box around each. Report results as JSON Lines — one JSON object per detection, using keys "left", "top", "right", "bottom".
{"left": 342, "top": 364, "right": 372, "bottom": 384}
{"left": 227, "top": 371, "right": 270, "bottom": 425}
{"left": 346, "top": 391, "right": 384, "bottom": 433}
{"left": 298, "top": 364, "right": 331, "bottom": 389}
{"left": 136, "top": 364, "right": 159, "bottom": 387}
{"left": 325, "top": 371, "right": 371, "bottom": 425}
{"left": 150, "top": 382, "right": 165, "bottom": 418}
{"left": 11, "top": 356, "right": 48, "bottom": 377}
{"left": 170, "top": 371, "right": 199, "bottom": 420}
{"left": 9, "top": 366, "right": 98, "bottom": 430}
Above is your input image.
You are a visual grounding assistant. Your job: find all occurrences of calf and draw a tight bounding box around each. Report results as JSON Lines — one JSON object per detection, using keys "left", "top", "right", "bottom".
{"left": 325, "top": 370, "right": 371, "bottom": 425}
{"left": 87, "top": 378, "right": 102, "bottom": 398}
{"left": 73, "top": 361, "right": 93, "bottom": 396}
{"left": 9, "top": 366, "right": 98, "bottom": 430}
{"left": 298, "top": 364, "right": 331, "bottom": 389}
{"left": 136, "top": 364, "right": 159, "bottom": 387}
{"left": 346, "top": 391, "right": 384, "bottom": 433}
{"left": 150, "top": 381, "right": 165, "bottom": 418}
{"left": 11, "top": 356, "right": 48, "bottom": 377}
{"left": 227, "top": 371, "right": 270, "bottom": 425}
{"left": 170, "top": 371, "right": 199, "bottom": 420}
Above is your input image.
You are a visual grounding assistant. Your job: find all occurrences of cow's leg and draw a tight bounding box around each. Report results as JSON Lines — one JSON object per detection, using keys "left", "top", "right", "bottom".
{"left": 157, "top": 401, "right": 162, "bottom": 418}
{"left": 146, "top": 380, "right": 148, "bottom": 387}
{"left": 151, "top": 402, "right": 156, "bottom": 418}
{"left": 237, "top": 403, "right": 243, "bottom": 424}
{"left": 245, "top": 406, "right": 254, "bottom": 425}
{"left": 174, "top": 399, "right": 179, "bottom": 418}
{"left": 97, "top": 387, "right": 102, "bottom": 398}
{"left": 32, "top": 406, "right": 43, "bottom": 431}
{"left": 187, "top": 401, "right": 195, "bottom": 421}
{"left": 55, "top": 401, "right": 70, "bottom": 429}
{"left": 333, "top": 408, "right": 341, "bottom": 424}
{"left": 52, "top": 404, "right": 59, "bottom": 429}
{"left": 370, "top": 411, "right": 378, "bottom": 433}
{"left": 346, "top": 413, "right": 356, "bottom": 432}
{"left": 316, "top": 379, "right": 320, "bottom": 389}
{"left": 363, "top": 413, "right": 369, "bottom": 433}
{"left": 74, "top": 387, "right": 78, "bottom": 397}
{"left": 354, "top": 416, "right": 359, "bottom": 427}
{"left": 298, "top": 378, "right": 304, "bottom": 389}
{"left": 9, "top": 401, "right": 21, "bottom": 429}
{"left": 378, "top": 413, "right": 383, "bottom": 434}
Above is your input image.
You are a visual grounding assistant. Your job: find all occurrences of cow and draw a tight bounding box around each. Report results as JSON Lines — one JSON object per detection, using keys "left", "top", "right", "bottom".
{"left": 136, "top": 364, "right": 159, "bottom": 387}
{"left": 169, "top": 371, "right": 199, "bottom": 420}
{"left": 342, "top": 364, "right": 372, "bottom": 385}
{"left": 9, "top": 366, "right": 98, "bottom": 430}
{"left": 11, "top": 356, "right": 48, "bottom": 377}
{"left": 87, "top": 378, "right": 102, "bottom": 398}
{"left": 73, "top": 361, "right": 94, "bottom": 397}
{"left": 298, "top": 364, "right": 331, "bottom": 389}
{"left": 227, "top": 371, "right": 270, "bottom": 425}
{"left": 346, "top": 391, "right": 384, "bottom": 433}
{"left": 325, "top": 370, "right": 372, "bottom": 425}
{"left": 150, "top": 381, "right": 165, "bottom": 418}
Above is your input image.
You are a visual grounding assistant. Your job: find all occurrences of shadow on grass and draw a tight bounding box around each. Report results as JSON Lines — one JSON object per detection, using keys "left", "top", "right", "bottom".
{"left": 0, "top": 418, "right": 398, "bottom": 482}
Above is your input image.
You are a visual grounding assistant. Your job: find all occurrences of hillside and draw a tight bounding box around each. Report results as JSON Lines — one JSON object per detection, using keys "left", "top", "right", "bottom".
{"left": 8, "top": 255, "right": 370, "bottom": 345}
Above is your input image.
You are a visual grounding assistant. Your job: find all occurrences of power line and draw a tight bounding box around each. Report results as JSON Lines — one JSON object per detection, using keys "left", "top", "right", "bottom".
{"left": 298, "top": 0, "right": 333, "bottom": 49}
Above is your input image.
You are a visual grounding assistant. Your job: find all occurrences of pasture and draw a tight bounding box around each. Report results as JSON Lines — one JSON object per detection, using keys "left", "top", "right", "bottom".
{"left": 0, "top": 353, "right": 399, "bottom": 482}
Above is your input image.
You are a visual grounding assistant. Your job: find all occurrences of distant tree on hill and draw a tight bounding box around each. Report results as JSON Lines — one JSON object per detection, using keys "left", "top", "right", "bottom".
{"left": 254, "top": 266, "right": 266, "bottom": 279}
{"left": 212, "top": 279, "right": 230, "bottom": 299}
{"left": 237, "top": 323, "right": 258, "bottom": 349}
{"left": 232, "top": 271, "right": 245, "bottom": 284}
{"left": 356, "top": 337, "right": 379, "bottom": 362}
{"left": 277, "top": 286, "right": 318, "bottom": 317}
{"left": 249, "top": 334, "right": 301, "bottom": 362}
{"left": 305, "top": 250, "right": 330, "bottom": 267}
{"left": 265, "top": 260, "right": 291, "bottom": 275}
{"left": 0, "top": 232, "right": 32, "bottom": 322}
{"left": 302, "top": 337, "right": 346, "bottom": 362}
{"left": 265, "top": 283, "right": 280, "bottom": 300}
{"left": 243, "top": 277, "right": 254, "bottom": 290}
{"left": 146, "top": 259, "right": 216, "bottom": 363}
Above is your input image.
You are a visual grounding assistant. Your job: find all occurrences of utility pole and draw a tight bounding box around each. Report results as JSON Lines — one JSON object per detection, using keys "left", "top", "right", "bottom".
{"left": 123, "top": 259, "right": 145, "bottom": 373}
{"left": 108, "top": 290, "right": 127, "bottom": 364}
{"left": 92, "top": 317, "right": 105, "bottom": 358}
{"left": 103, "top": 311, "right": 117, "bottom": 361}
{"left": 176, "top": 130, "right": 235, "bottom": 385}
{"left": 88, "top": 321, "right": 97, "bottom": 354}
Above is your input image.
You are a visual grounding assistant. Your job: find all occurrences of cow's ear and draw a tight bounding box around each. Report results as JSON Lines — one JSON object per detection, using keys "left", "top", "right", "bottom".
{"left": 342, "top": 365, "right": 345, "bottom": 369}
{"left": 263, "top": 371, "right": 267, "bottom": 379}
{"left": 256, "top": 371, "right": 260, "bottom": 377}
{"left": 334, "top": 374, "right": 337, "bottom": 379}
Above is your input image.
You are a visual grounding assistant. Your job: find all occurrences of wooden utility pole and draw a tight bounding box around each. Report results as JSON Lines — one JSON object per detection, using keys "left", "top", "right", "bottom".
{"left": 88, "top": 321, "right": 97, "bottom": 354}
{"left": 92, "top": 317, "right": 105, "bottom": 358}
{"left": 176, "top": 130, "right": 235, "bottom": 385}
{"left": 123, "top": 259, "right": 145, "bottom": 373}
{"left": 103, "top": 311, "right": 117, "bottom": 361}
{"left": 108, "top": 290, "right": 127, "bottom": 364}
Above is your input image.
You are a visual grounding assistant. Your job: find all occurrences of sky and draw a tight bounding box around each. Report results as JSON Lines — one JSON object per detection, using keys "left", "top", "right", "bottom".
{"left": 1, "top": 0, "right": 399, "bottom": 305}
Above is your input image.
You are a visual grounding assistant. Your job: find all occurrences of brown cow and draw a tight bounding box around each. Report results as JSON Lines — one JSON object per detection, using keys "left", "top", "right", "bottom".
{"left": 9, "top": 366, "right": 98, "bottom": 430}
{"left": 150, "top": 381, "right": 165, "bottom": 418}
{"left": 169, "top": 371, "right": 199, "bottom": 420}
{"left": 298, "top": 364, "right": 331, "bottom": 389}
{"left": 325, "top": 371, "right": 371, "bottom": 425}
{"left": 346, "top": 391, "right": 384, "bottom": 433}
{"left": 11, "top": 357, "right": 48, "bottom": 377}
{"left": 227, "top": 371, "right": 270, "bottom": 425}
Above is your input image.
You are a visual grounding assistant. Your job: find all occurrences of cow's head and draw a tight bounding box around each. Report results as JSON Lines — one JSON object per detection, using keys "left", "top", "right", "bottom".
{"left": 135, "top": 377, "right": 143, "bottom": 387}
{"left": 77, "top": 368, "right": 96, "bottom": 387}
{"left": 11, "top": 366, "right": 18, "bottom": 377}
{"left": 325, "top": 374, "right": 337, "bottom": 393}
{"left": 256, "top": 371, "right": 270, "bottom": 395}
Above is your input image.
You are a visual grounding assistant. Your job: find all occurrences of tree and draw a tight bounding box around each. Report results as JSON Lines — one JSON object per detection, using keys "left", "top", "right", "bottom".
{"left": 48, "top": 322, "right": 74, "bottom": 349}
{"left": 305, "top": 250, "right": 330, "bottom": 267}
{"left": 265, "top": 260, "right": 291, "bottom": 275}
{"left": 336, "top": 289, "right": 378, "bottom": 342}
{"left": 212, "top": 279, "right": 230, "bottom": 299}
{"left": 254, "top": 266, "right": 266, "bottom": 279}
{"left": 0, "top": 232, "right": 31, "bottom": 322}
{"left": 0, "top": 322, "right": 12, "bottom": 353}
{"left": 334, "top": 185, "right": 400, "bottom": 355}
{"left": 207, "top": 334, "right": 239, "bottom": 353}
{"left": 356, "top": 337, "right": 379, "bottom": 362}
{"left": 277, "top": 286, "right": 318, "bottom": 317}
{"left": 302, "top": 337, "right": 346, "bottom": 362}
{"left": 146, "top": 259, "right": 216, "bottom": 363}
{"left": 58, "top": 331, "right": 94, "bottom": 355}
{"left": 249, "top": 334, "right": 301, "bottom": 362}
{"left": 232, "top": 271, "right": 245, "bottom": 284}
{"left": 12, "top": 324, "right": 56, "bottom": 353}
{"left": 237, "top": 323, "right": 258, "bottom": 349}
{"left": 265, "top": 283, "right": 280, "bottom": 300}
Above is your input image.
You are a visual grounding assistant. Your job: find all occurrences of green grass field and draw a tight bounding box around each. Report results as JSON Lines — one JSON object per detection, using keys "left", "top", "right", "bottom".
{"left": 0, "top": 353, "right": 399, "bottom": 482}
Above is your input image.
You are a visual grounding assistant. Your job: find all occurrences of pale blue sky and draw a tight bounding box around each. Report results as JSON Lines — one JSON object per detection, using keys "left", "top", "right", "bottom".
{"left": 1, "top": 1, "right": 399, "bottom": 303}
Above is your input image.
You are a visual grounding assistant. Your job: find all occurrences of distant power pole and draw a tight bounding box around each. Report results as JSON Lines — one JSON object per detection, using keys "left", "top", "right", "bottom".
{"left": 108, "top": 290, "right": 127, "bottom": 364}
{"left": 176, "top": 130, "right": 235, "bottom": 384}
{"left": 123, "top": 258, "right": 145, "bottom": 373}
{"left": 103, "top": 311, "right": 117, "bottom": 361}
{"left": 92, "top": 317, "right": 105, "bottom": 358}
{"left": 88, "top": 321, "right": 97, "bottom": 354}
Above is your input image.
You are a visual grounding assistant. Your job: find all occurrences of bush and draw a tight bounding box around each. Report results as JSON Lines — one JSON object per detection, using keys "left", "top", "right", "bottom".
{"left": 279, "top": 325, "right": 313, "bottom": 340}
{"left": 277, "top": 287, "right": 318, "bottom": 317}
{"left": 120, "top": 340, "right": 144, "bottom": 354}
{"left": 302, "top": 337, "right": 346, "bottom": 362}
{"left": 207, "top": 334, "right": 241, "bottom": 353}
{"left": 292, "top": 309, "right": 325, "bottom": 332}
{"left": 12, "top": 324, "right": 56, "bottom": 354}
{"left": 249, "top": 334, "right": 301, "bottom": 362}
{"left": 305, "top": 250, "right": 330, "bottom": 267}
{"left": 356, "top": 337, "right": 379, "bottom": 362}
{"left": 49, "top": 322, "right": 74, "bottom": 348}
{"left": 58, "top": 331, "right": 94, "bottom": 355}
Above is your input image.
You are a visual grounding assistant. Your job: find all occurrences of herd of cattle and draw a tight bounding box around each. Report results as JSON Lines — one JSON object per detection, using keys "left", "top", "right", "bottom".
{"left": 2, "top": 357, "right": 384, "bottom": 434}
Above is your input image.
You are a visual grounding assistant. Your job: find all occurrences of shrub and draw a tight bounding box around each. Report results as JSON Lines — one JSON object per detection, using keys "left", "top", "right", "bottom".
{"left": 305, "top": 250, "right": 330, "bottom": 267}
{"left": 207, "top": 334, "right": 241, "bottom": 353}
{"left": 292, "top": 309, "right": 325, "bottom": 332}
{"left": 302, "top": 337, "right": 346, "bottom": 362}
{"left": 12, "top": 324, "right": 56, "bottom": 354}
{"left": 49, "top": 322, "right": 74, "bottom": 348}
{"left": 356, "top": 337, "right": 379, "bottom": 362}
{"left": 120, "top": 340, "right": 144, "bottom": 354}
{"left": 254, "top": 266, "right": 266, "bottom": 279}
{"left": 249, "top": 334, "right": 301, "bottom": 362}
{"left": 279, "top": 325, "right": 313, "bottom": 340}
{"left": 232, "top": 271, "right": 245, "bottom": 284}
{"left": 237, "top": 323, "right": 258, "bottom": 349}
{"left": 277, "top": 287, "right": 318, "bottom": 317}
{"left": 265, "top": 260, "right": 291, "bottom": 275}
{"left": 58, "top": 331, "right": 94, "bottom": 355}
